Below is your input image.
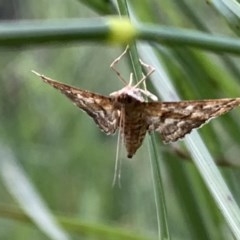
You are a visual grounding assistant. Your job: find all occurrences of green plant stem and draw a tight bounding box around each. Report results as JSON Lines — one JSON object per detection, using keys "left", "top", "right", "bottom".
{"left": 115, "top": 1, "right": 170, "bottom": 239}
{"left": 1, "top": 18, "right": 240, "bottom": 55}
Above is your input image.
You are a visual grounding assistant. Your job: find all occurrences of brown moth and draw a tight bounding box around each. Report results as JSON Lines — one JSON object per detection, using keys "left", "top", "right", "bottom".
{"left": 32, "top": 48, "right": 240, "bottom": 158}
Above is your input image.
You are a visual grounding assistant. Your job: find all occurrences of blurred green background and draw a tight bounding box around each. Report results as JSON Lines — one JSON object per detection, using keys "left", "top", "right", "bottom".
{"left": 1, "top": 0, "right": 240, "bottom": 239}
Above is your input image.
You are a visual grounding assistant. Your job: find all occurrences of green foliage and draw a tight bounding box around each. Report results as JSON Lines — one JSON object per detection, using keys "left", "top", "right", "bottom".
{"left": 1, "top": 0, "right": 240, "bottom": 240}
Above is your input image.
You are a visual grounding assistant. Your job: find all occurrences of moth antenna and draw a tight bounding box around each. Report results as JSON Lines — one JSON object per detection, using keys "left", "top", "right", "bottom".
{"left": 112, "top": 113, "right": 123, "bottom": 187}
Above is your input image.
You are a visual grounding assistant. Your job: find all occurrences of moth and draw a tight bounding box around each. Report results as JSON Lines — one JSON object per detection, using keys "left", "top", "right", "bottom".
{"left": 32, "top": 47, "right": 240, "bottom": 158}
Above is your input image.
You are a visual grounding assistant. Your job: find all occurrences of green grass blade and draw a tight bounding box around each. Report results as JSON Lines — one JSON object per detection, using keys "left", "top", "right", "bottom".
{"left": 208, "top": 0, "right": 240, "bottom": 34}
{"left": 0, "top": 204, "right": 153, "bottom": 240}
{"left": 77, "top": 0, "right": 116, "bottom": 14}
{"left": 0, "top": 144, "right": 70, "bottom": 240}
{"left": 147, "top": 135, "right": 170, "bottom": 240}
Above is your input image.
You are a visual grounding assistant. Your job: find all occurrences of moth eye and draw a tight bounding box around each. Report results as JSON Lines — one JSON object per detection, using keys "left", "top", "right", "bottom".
{"left": 117, "top": 94, "right": 132, "bottom": 104}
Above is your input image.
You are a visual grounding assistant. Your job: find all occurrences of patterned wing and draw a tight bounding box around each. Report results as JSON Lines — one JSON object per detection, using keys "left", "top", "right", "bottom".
{"left": 32, "top": 71, "right": 119, "bottom": 135}
{"left": 144, "top": 98, "right": 240, "bottom": 143}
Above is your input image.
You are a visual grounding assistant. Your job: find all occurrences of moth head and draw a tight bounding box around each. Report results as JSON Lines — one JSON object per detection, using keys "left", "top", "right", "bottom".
{"left": 110, "top": 86, "right": 145, "bottom": 103}
{"left": 110, "top": 73, "right": 158, "bottom": 103}
{"left": 110, "top": 73, "right": 145, "bottom": 102}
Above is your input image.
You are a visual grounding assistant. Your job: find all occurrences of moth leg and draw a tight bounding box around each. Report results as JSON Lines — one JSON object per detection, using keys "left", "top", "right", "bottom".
{"left": 139, "top": 88, "right": 158, "bottom": 101}
{"left": 110, "top": 45, "right": 129, "bottom": 85}
{"left": 135, "top": 59, "right": 155, "bottom": 87}
{"left": 132, "top": 59, "right": 157, "bottom": 100}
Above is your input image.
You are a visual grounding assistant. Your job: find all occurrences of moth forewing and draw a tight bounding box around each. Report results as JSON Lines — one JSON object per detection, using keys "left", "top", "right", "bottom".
{"left": 32, "top": 70, "right": 119, "bottom": 135}
{"left": 145, "top": 98, "right": 240, "bottom": 143}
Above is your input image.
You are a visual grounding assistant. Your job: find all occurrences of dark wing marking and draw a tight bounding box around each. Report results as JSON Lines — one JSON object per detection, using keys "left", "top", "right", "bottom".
{"left": 32, "top": 71, "right": 119, "bottom": 135}
{"left": 144, "top": 98, "right": 240, "bottom": 143}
